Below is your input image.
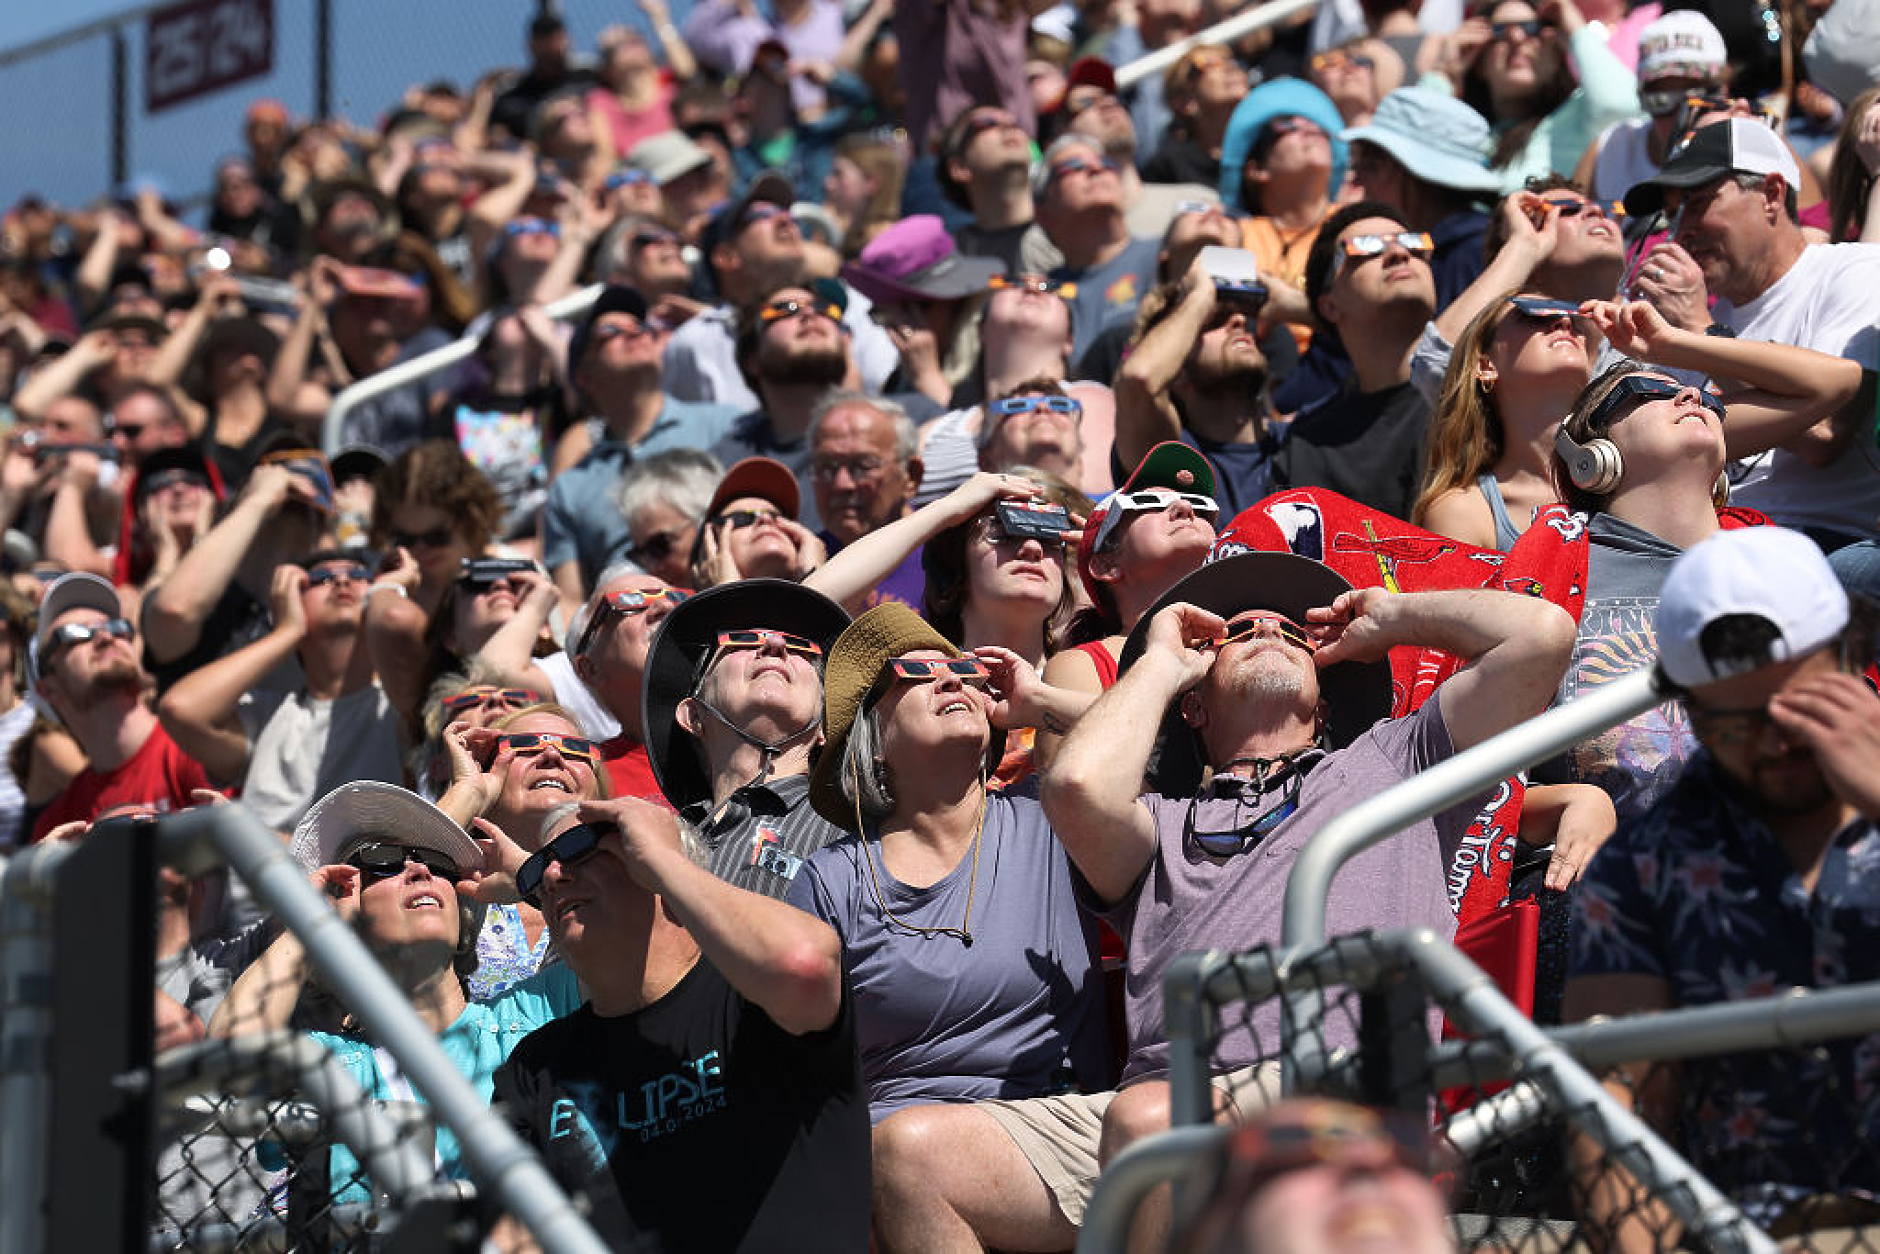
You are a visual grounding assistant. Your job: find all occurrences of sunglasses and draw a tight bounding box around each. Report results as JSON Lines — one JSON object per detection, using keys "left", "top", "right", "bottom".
{"left": 1489, "top": 19, "right": 1546, "bottom": 40}
{"left": 1230, "top": 1106, "right": 1429, "bottom": 1187}
{"left": 605, "top": 168, "right": 656, "bottom": 190}
{"left": 1216, "top": 611, "right": 1315, "bottom": 653}
{"left": 759, "top": 298, "right": 843, "bottom": 325}
{"left": 440, "top": 686, "right": 540, "bottom": 714}
{"left": 1186, "top": 771, "right": 1304, "bottom": 858}
{"left": 306, "top": 563, "right": 371, "bottom": 588}
{"left": 1586, "top": 374, "right": 1726, "bottom": 434}
{"left": 1540, "top": 196, "right": 1624, "bottom": 220}
{"left": 391, "top": 524, "right": 456, "bottom": 550}
{"left": 503, "top": 217, "right": 559, "bottom": 239}
{"left": 629, "top": 227, "right": 680, "bottom": 250}
{"left": 575, "top": 587, "right": 689, "bottom": 655}
{"left": 496, "top": 730, "right": 601, "bottom": 767}
{"left": 1064, "top": 89, "right": 1116, "bottom": 118}
{"left": 738, "top": 201, "right": 792, "bottom": 232}
{"left": 108, "top": 417, "right": 146, "bottom": 440}
{"left": 1684, "top": 701, "right": 1782, "bottom": 747}
{"left": 44, "top": 616, "right": 134, "bottom": 663}
{"left": 1048, "top": 155, "right": 1119, "bottom": 185}
{"left": 1506, "top": 295, "right": 1589, "bottom": 324}
{"left": 515, "top": 821, "right": 611, "bottom": 903}
{"left": 1262, "top": 115, "right": 1323, "bottom": 140}
{"left": 989, "top": 395, "right": 1082, "bottom": 419}
{"left": 343, "top": 842, "right": 461, "bottom": 883}
{"left": 1327, "top": 232, "right": 1434, "bottom": 283}
{"left": 885, "top": 656, "right": 992, "bottom": 684}
{"left": 986, "top": 273, "right": 1077, "bottom": 299}
{"left": 1310, "top": 50, "right": 1375, "bottom": 73}
{"left": 714, "top": 507, "right": 784, "bottom": 530}
{"left": 961, "top": 111, "right": 1019, "bottom": 144}
{"left": 625, "top": 526, "right": 688, "bottom": 567}
{"left": 592, "top": 320, "right": 657, "bottom": 346}
{"left": 969, "top": 512, "right": 1071, "bottom": 549}
{"left": 1204, "top": 284, "right": 1269, "bottom": 329}
{"left": 141, "top": 468, "right": 207, "bottom": 495}
{"left": 1112, "top": 488, "right": 1219, "bottom": 517}
{"left": 701, "top": 629, "right": 825, "bottom": 681}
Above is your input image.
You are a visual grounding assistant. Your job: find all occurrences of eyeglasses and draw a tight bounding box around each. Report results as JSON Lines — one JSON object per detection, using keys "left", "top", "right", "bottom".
{"left": 700, "top": 629, "right": 824, "bottom": 680}
{"left": 591, "top": 319, "right": 657, "bottom": 346}
{"left": 1327, "top": 231, "right": 1434, "bottom": 283}
{"left": 44, "top": 616, "right": 134, "bottom": 663}
{"left": 574, "top": 587, "right": 689, "bottom": 655}
{"left": 713, "top": 507, "right": 784, "bottom": 530}
{"left": 496, "top": 730, "right": 601, "bottom": 768}
{"left": 1111, "top": 488, "right": 1219, "bottom": 517}
{"left": 390, "top": 524, "right": 456, "bottom": 550}
{"left": 809, "top": 455, "right": 887, "bottom": 483}
{"left": 306, "top": 563, "right": 371, "bottom": 588}
{"left": 885, "top": 656, "right": 992, "bottom": 684}
{"left": 986, "top": 273, "right": 1077, "bottom": 299}
{"left": 343, "top": 842, "right": 461, "bottom": 882}
{"left": 1540, "top": 196, "right": 1625, "bottom": 221}
{"left": 604, "top": 168, "right": 655, "bottom": 190}
{"left": 624, "top": 526, "right": 688, "bottom": 567}
{"left": 989, "top": 395, "right": 1082, "bottom": 419}
{"left": 1489, "top": 19, "right": 1546, "bottom": 41}
{"left": 1216, "top": 611, "right": 1315, "bottom": 653}
{"left": 440, "top": 686, "right": 540, "bottom": 714}
{"left": 1309, "top": 50, "right": 1375, "bottom": 73}
{"left": 1064, "top": 90, "right": 1116, "bottom": 118}
{"left": 141, "top": 468, "right": 207, "bottom": 495}
{"left": 1585, "top": 373, "right": 1726, "bottom": 435}
{"left": 1047, "top": 155, "right": 1119, "bottom": 186}
{"left": 515, "top": 821, "right": 610, "bottom": 903}
{"left": 1506, "top": 295, "right": 1589, "bottom": 324}
{"left": 759, "top": 297, "right": 843, "bottom": 325}
{"left": 503, "top": 217, "right": 559, "bottom": 239}
{"left": 1684, "top": 701, "right": 1782, "bottom": 747}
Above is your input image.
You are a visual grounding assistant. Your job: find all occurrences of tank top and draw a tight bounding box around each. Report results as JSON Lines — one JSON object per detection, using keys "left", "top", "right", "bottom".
{"left": 1070, "top": 639, "right": 1121, "bottom": 688}
{"left": 1477, "top": 473, "right": 1523, "bottom": 553}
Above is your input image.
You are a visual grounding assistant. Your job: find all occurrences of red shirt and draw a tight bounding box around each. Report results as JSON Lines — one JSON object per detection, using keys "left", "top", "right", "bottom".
{"left": 598, "top": 736, "right": 671, "bottom": 809}
{"left": 31, "top": 723, "right": 215, "bottom": 841}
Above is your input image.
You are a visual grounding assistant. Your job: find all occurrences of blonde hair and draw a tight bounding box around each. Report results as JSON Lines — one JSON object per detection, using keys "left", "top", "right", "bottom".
{"left": 491, "top": 702, "right": 612, "bottom": 799}
{"left": 1412, "top": 292, "right": 1523, "bottom": 526}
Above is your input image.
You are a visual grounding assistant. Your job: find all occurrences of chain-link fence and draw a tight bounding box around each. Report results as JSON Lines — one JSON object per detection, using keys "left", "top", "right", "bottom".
{"left": 0, "top": 804, "right": 607, "bottom": 1253}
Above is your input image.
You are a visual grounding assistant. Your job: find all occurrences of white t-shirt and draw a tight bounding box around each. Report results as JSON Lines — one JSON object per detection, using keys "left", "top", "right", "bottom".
{"left": 538, "top": 649, "right": 620, "bottom": 741}
{"left": 1590, "top": 118, "right": 1660, "bottom": 204}
{"left": 1717, "top": 243, "right": 1880, "bottom": 540}
{"left": 237, "top": 685, "right": 405, "bottom": 835}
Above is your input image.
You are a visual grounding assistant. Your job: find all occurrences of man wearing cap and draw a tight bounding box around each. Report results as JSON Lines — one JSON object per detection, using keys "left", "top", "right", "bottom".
{"left": 625, "top": 134, "right": 729, "bottom": 241}
{"left": 664, "top": 172, "right": 897, "bottom": 412}
{"left": 1575, "top": 11, "right": 1731, "bottom": 202}
{"left": 29, "top": 573, "right": 216, "bottom": 841}
{"left": 543, "top": 285, "right": 741, "bottom": 604}
{"left": 877, "top": 555, "right": 1574, "bottom": 1249}
{"left": 1566, "top": 527, "right": 1880, "bottom": 1246}
{"left": 156, "top": 551, "right": 401, "bottom": 837}
{"left": 1037, "top": 135, "right": 1162, "bottom": 361}
{"left": 1622, "top": 117, "right": 1880, "bottom": 560}
{"left": 642, "top": 579, "right": 850, "bottom": 898}
{"left": 1274, "top": 200, "right": 1439, "bottom": 522}
{"left": 691, "top": 455, "right": 826, "bottom": 588}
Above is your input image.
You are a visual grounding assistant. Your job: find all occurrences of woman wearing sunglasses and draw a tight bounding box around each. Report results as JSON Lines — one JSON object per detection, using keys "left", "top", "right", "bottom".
{"left": 786, "top": 603, "right": 1111, "bottom": 1126}
{"left": 1540, "top": 300, "right": 1859, "bottom": 820}
{"left": 209, "top": 781, "right": 580, "bottom": 1204}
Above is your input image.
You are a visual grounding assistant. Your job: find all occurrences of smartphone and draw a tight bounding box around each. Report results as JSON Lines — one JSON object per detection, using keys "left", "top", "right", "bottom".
{"left": 259, "top": 447, "right": 335, "bottom": 512}
{"left": 995, "top": 499, "right": 1074, "bottom": 544}
{"left": 460, "top": 557, "right": 536, "bottom": 587}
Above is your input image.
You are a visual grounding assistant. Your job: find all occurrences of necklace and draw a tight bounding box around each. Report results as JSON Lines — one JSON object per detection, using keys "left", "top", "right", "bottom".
{"left": 1255, "top": 211, "right": 1327, "bottom": 288}
{"left": 857, "top": 772, "right": 987, "bottom": 948}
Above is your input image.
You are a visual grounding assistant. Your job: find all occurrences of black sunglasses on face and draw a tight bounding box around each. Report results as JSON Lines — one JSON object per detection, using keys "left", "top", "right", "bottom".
{"left": 391, "top": 524, "right": 456, "bottom": 550}
{"left": 1490, "top": 19, "right": 1545, "bottom": 40}
{"left": 714, "top": 508, "right": 784, "bottom": 530}
{"left": 1587, "top": 374, "right": 1726, "bottom": 434}
{"left": 625, "top": 526, "right": 688, "bottom": 566}
{"left": 45, "top": 617, "right": 134, "bottom": 663}
{"left": 516, "top": 821, "right": 612, "bottom": 902}
{"left": 343, "top": 842, "right": 462, "bottom": 882}
{"left": 306, "top": 563, "right": 371, "bottom": 588}
{"left": 1506, "top": 295, "right": 1589, "bottom": 324}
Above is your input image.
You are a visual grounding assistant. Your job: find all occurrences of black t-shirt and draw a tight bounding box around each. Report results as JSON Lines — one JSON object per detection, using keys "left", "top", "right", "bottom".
{"left": 492, "top": 959, "right": 871, "bottom": 1253}
{"left": 1273, "top": 379, "right": 1432, "bottom": 522}
{"left": 1141, "top": 133, "right": 1218, "bottom": 188}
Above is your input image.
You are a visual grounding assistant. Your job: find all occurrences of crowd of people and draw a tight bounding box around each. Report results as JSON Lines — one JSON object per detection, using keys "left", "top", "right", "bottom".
{"left": 7, "top": 0, "right": 1880, "bottom": 1248}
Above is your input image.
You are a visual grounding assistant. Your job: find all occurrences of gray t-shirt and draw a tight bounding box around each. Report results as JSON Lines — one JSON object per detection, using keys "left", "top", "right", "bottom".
{"left": 1052, "top": 236, "right": 1161, "bottom": 361}
{"left": 785, "top": 794, "right": 1110, "bottom": 1120}
{"left": 237, "top": 684, "right": 405, "bottom": 835}
{"left": 1108, "top": 699, "right": 1477, "bottom": 1085}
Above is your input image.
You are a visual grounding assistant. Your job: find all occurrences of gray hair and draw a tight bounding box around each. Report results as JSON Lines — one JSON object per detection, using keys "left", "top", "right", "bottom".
{"left": 541, "top": 799, "right": 710, "bottom": 867}
{"left": 808, "top": 390, "right": 918, "bottom": 461}
{"left": 612, "top": 446, "right": 724, "bottom": 527}
{"left": 564, "top": 559, "right": 645, "bottom": 655}
{"left": 1030, "top": 133, "right": 1104, "bottom": 200}
{"left": 834, "top": 705, "right": 895, "bottom": 825}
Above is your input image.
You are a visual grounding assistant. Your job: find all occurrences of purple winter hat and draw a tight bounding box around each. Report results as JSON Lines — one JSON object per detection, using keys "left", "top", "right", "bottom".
{"left": 839, "top": 214, "right": 1004, "bottom": 305}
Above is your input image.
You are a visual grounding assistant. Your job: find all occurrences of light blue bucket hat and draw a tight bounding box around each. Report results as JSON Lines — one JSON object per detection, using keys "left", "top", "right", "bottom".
{"left": 1340, "top": 86, "right": 1501, "bottom": 194}
{"left": 1218, "top": 78, "right": 1349, "bottom": 212}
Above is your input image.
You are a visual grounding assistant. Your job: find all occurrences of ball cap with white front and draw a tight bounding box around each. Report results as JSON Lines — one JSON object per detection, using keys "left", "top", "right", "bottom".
{"left": 1623, "top": 117, "right": 1803, "bottom": 218}
{"left": 28, "top": 571, "right": 122, "bottom": 686}
{"left": 290, "top": 780, "right": 483, "bottom": 874}
{"left": 1654, "top": 527, "right": 1849, "bottom": 690}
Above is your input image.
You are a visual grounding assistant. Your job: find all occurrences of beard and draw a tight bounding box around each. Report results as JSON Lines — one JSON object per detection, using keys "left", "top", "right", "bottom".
{"left": 1185, "top": 356, "right": 1268, "bottom": 401}
{"left": 762, "top": 342, "right": 848, "bottom": 388}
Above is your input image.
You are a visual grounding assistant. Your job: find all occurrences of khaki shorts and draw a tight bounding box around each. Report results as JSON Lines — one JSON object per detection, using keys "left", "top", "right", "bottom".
{"left": 977, "top": 1063, "right": 1283, "bottom": 1227}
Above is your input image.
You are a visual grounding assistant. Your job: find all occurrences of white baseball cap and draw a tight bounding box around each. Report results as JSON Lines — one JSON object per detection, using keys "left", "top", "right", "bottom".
{"left": 1624, "top": 117, "right": 1803, "bottom": 217}
{"left": 1655, "top": 528, "right": 1849, "bottom": 689}
{"left": 1637, "top": 11, "right": 1728, "bottom": 83}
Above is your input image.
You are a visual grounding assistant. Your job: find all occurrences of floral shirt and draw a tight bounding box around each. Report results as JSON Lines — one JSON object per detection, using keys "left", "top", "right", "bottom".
{"left": 468, "top": 903, "right": 552, "bottom": 1001}
{"left": 1570, "top": 751, "right": 1880, "bottom": 1211}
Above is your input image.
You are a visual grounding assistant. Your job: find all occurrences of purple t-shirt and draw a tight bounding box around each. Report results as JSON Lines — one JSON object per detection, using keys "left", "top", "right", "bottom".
{"left": 819, "top": 532, "right": 926, "bottom": 613}
{"left": 1097, "top": 699, "right": 1481, "bottom": 1086}
{"left": 894, "top": 0, "right": 1033, "bottom": 152}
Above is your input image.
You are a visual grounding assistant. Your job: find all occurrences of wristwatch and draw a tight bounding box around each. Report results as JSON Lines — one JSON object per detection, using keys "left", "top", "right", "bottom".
{"left": 1704, "top": 322, "right": 1737, "bottom": 338}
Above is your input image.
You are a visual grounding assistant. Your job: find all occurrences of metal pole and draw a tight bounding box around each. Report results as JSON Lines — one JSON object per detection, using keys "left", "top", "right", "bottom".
{"left": 111, "top": 26, "right": 128, "bottom": 190}
{"left": 1113, "top": 0, "right": 1318, "bottom": 89}
{"left": 159, "top": 805, "right": 611, "bottom": 1254}
{"left": 0, "top": 843, "right": 76, "bottom": 1254}
{"left": 1077, "top": 1126, "right": 1229, "bottom": 1254}
{"left": 314, "top": 0, "right": 332, "bottom": 120}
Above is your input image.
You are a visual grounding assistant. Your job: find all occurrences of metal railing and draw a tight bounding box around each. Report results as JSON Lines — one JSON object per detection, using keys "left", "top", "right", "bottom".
{"left": 1114, "top": 0, "right": 1319, "bottom": 89}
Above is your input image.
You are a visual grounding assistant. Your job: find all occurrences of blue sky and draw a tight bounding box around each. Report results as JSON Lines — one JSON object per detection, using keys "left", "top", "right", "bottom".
{"left": 0, "top": 0, "right": 700, "bottom": 214}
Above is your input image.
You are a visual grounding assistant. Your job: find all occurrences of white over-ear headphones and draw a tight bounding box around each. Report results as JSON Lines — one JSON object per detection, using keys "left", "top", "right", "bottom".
{"left": 1554, "top": 425, "right": 1623, "bottom": 494}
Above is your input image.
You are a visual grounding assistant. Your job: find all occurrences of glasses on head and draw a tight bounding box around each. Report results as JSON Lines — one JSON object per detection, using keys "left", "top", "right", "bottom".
{"left": 810, "top": 454, "right": 886, "bottom": 483}
{"left": 390, "top": 524, "right": 456, "bottom": 550}
{"left": 1489, "top": 18, "right": 1546, "bottom": 41}
{"left": 441, "top": 686, "right": 541, "bottom": 714}
{"left": 343, "top": 841, "right": 462, "bottom": 882}
{"left": 1327, "top": 231, "right": 1435, "bottom": 283}
{"left": 1586, "top": 373, "right": 1726, "bottom": 434}
{"left": 885, "top": 655, "right": 992, "bottom": 685}
{"left": 497, "top": 730, "right": 601, "bottom": 767}
{"left": 1216, "top": 611, "right": 1316, "bottom": 653}
{"left": 592, "top": 319, "right": 657, "bottom": 346}
{"left": 306, "top": 563, "right": 371, "bottom": 588}
{"left": 575, "top": 587, "right": 689, "bottom": 655}
{"left": 503, "top": 217, "right": 559, "bottom": 239}
{"left": 759, "top": 297, "right": 843, "bottom": 326}
{"left": 625, "top": 526, "right": 688, "bottom": 567}
{"left": 1048, "top": 155, "right": 1119, "bottom": 186}
{"left": 989, "top": 394, "right": 1082, "bottom": 420}
{"left": 44, "top": 616, "right": 134, "bottom": 663}
{"left": 515, "top": 821, "right": 610, "bottom": 903}
{"left": 605, "top": 168, "right": 655, "bottom": 190}
{"left": 1540, "top": 195, "right": 1625, "bottom": 221}
{"left": 1310, "top": 50, "right": 1375, "bottom": 74}
{"left": 713, "top": 507, "right": 784, "bottom": 530}
{"left": 986, "top": 273, "right": 1077, "bottom": 299}
{"left": 141, "top": 468, "right": 207, "bottom": 495}
{"left": 1506, "top": 295, "right": 1590, "bottom": 325}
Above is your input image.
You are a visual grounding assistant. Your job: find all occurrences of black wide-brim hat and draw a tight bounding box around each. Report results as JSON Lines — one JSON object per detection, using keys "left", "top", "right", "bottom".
{"left": 1118, "top": 552, "right": 1394, "bottom": 795}
{"left": 642, "top": 579, "right": 851, "bottom": 811}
